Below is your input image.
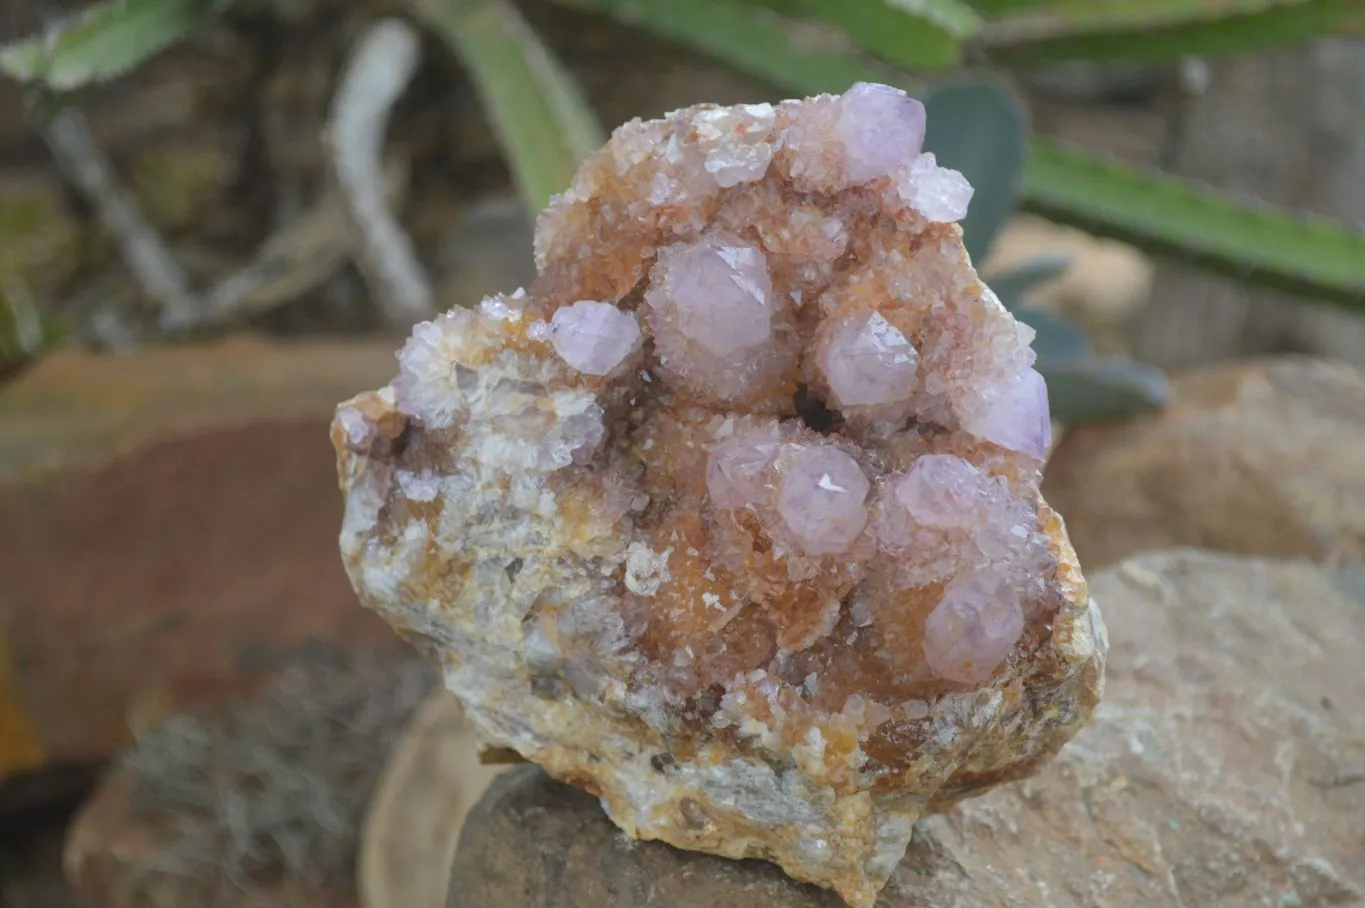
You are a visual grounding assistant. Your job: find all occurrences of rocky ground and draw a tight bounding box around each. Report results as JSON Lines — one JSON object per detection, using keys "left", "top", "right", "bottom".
{"left": 455, "top": 543, "right": 1365, "bottom": 906}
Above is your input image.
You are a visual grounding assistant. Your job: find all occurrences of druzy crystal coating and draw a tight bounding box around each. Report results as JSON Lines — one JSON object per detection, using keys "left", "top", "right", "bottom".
{"left": 334, "top": 85, "right": 1103, "bottom": 908}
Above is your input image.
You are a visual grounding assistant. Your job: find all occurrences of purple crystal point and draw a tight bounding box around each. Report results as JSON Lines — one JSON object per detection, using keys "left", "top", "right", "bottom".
{"left": 662, "top": 237, "right": 774, "bottom": 357}
{"left": 923, "top": 570, "right": 1025, "bottom": 684}
{"left": 837, "top": 82, "right": 926, "bottom": 184}
{"left": 818, "top": 310, "right": 920, "bottom": 409}
{"left": 777, "top": 445, "right": 871, "bottom": 555}
{"left": 550, "top": 300, "right": 643, "bottom": 375}
{"left": 966, "top": 367, "right": 1052, "bottom": 461}
{"left": 707, "top": 424, "right": 781, "bottom": 510}
{"left": 893, "top": 453, "right": 989, "bottom": 528}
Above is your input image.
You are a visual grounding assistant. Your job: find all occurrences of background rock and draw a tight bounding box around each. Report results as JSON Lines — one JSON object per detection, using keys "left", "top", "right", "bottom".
{"left": 1044, "top": 357, "right": 1365, "bottom": 570}
{"left": 449, "top": 550, "right": 1365, "bottom": 907}
{"left": 982, "top": 215, "right": 1152, "bottom": 356}
{"left": 0, "top": 338, "right": 401, "bottom": 785}
{"left": 358, "top": 690, "right": 513, "bottom": 908}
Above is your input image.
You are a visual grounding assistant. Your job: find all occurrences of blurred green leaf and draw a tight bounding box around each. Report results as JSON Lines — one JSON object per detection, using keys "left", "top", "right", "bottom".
{"left": 1025, "top": 139, "right": 1365, "bottom": 311}
{"left": 922, "top": 80, "right": 1027, "bottom": 263}
{"left": 413, "top": 0, "right": 604, "bottom": 216}
{"left": 1041, "top": 357, "right": 1170, "bottom": 424}
{"left": 569, "top": 0, "right": 1015, "bottom": 240}
{"left": 1015, "top": 306, "right": 1089, "bottom": 362}
{"left": 0, "top": 0, "right": 224, "bottom": 91}
{"left": 0, "top": 276, "right": 56, "bottom": 383}
{"left": 983, "top": 0, "right": 1365, "bottom": 63}
{"left": 973, "top": 0, "right": 1327, "bottom": 27}
{"left": 987, "top": 251, "right": 1074, "bottom": 306}
{"left": 561, "top": 0, "right": 909, "bottom": 96}
{"left": 757, "top": 0, "right": 979, "bottom": 70}
{"left": 963, "top": 0, "right": 1042, "bottom": 12}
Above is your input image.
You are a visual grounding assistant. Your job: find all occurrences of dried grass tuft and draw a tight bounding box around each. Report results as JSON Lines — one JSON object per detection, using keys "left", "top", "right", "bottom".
{"left": 116, "top": 650, "right": 434, "bottom": 907}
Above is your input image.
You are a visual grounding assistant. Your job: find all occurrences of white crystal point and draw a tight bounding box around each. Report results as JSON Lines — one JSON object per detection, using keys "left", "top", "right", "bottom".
{"left": 898, "top": 152, "right": 974, "bottom": 223}
{"left": 818, "top": 310, "right": 920, "bottom": 409}
{"left": 694, "top": 103, "right": 777, "bottom": 188}
{"left": 923, "top": 570, "right": 1025, "bottom": 684}
{"left": 777, "top": 445, "right": 871, "bottom": 555}
{"left": 661, "top": 236, "right": 775, "bottom": 357}
{"left": 393, "top": 308, "right": 479, "bottom": 429}
{"left": 707, "top": 423, "right": 781, "bottom": 510}
{"left": 336, "top": 404, "right": 375, "bottom": 450}
{"left": 965, "top": 367, "right": 1052, "bottom": 461}
{"left": 837, "top": 82, "right": 926, "bottom": 184}
{"left": 550, "top": 300, "right": 643, "bottom": 375}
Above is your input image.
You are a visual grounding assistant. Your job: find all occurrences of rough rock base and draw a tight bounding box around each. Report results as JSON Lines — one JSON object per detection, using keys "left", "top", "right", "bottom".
{"left": 450, "top": 550, "right": 1365, "bottom": 908}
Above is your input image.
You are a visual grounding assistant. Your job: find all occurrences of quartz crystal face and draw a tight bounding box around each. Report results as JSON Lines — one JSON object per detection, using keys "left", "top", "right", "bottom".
{"left": 334, "top": 85, "right": 1103, "bottom": 908}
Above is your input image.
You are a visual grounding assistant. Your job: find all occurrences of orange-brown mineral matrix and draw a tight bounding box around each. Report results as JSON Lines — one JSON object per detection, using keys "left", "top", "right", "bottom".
{"left": 333, "top": 83, "right": 1105, "bottom": 908}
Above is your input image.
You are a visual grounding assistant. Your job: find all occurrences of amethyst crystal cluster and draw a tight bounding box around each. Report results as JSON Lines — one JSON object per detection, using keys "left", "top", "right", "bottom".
{"left": 332, "top": 83, "right": 1104, "bottom": 907}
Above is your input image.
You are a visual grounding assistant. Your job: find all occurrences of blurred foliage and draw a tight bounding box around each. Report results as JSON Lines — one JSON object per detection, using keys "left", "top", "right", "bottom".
{"left": 2, "top": 0, "right": 1364, "bottom": 422}
{"left": 411, "top": 0, "right": 604, "bottom": 216}
{"left": 0, "top": 278, "right": 59, "bottom": 383}
{"left": 0, "top": 0, "right": 225, "bottom": 91}
{"left": 978, "top": 0, "right": 1365, "bottom": 63}
{"left": 752, "top": 0, "right": 980, "bottom": 69}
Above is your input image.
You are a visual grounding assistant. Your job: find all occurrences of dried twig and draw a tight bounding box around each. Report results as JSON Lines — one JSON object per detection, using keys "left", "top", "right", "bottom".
{"left": 327, "top": 18, "right": 435, "bottom": 328}
{"left": 202, "top": 192, "right": 355, "bottom": 326}
{"left": 199, "top": 159, "right": 412, "bottom": 327}
{"left": 119, "top": 652, "right": 436, "bottom": 907}
{"left": 40, "top": 106, "right": 199, "bottom": 332}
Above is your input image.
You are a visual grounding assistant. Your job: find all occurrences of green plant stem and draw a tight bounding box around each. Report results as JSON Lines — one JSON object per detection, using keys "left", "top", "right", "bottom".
{"left": 1024, "top": 140, "right": 1365, "bottom": 311}
{"left": 747, "top": 0, "right": 978, "bottom": 70}
{"left": 981, "top": 0, "right": 1365, "bottom": 63}
{"left": 565, "top": 0, "right": 915, "bottom": 95}
{"left": 412, "top": 0, "right": 604, "bottom": 216}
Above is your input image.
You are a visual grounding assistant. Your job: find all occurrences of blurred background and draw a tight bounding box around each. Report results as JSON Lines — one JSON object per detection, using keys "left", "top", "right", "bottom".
{"left": 1, "top": 1, "right": 1363, "bottom": 906}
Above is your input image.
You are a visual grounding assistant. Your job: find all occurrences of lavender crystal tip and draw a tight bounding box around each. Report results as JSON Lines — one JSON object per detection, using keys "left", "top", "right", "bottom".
{"left": 331, "top": 82, "right": 1100, "bottom": 908}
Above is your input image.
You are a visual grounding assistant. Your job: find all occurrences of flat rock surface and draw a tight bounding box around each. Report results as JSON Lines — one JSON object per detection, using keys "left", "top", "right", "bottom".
{"left": 0, "top": 337, "right": 398, "bottom": 482}
{"left": 1044, "top": 357, "right": 1365, "bottom": 569}
{"left": 0, "top": 338, "right": 401, "bottom": 778}
{"left": 450, "top": 549, "right": 1365, "bottom": 907}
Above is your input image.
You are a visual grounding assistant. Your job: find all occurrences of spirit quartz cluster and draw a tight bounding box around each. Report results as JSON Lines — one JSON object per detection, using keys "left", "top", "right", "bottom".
{"left": 333, "top": 83, "right": 1105, "bottom": 907}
